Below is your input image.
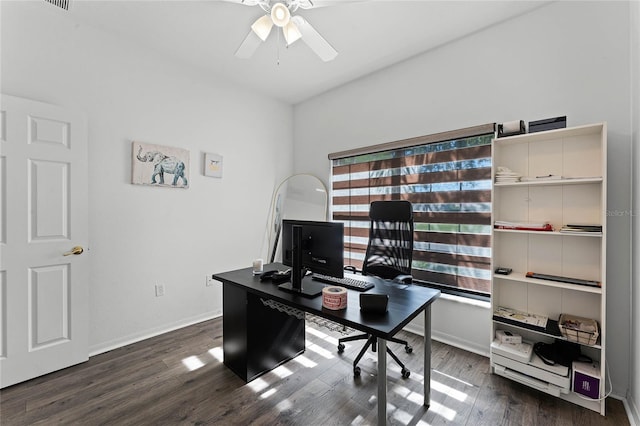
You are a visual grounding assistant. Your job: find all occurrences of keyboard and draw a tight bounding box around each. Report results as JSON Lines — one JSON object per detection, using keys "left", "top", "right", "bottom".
{"left": 311, "top": 273, "right": 374, "bottom": 291}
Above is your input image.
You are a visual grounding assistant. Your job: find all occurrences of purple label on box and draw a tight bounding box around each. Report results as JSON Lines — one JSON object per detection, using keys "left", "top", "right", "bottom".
{"left": 573, "top": 371, "right": 600, "bottom": 399}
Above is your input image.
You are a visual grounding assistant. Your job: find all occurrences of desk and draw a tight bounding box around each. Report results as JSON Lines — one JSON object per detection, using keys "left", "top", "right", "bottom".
{"left": 213, "top": 263, "right": 440, "bottom": 425}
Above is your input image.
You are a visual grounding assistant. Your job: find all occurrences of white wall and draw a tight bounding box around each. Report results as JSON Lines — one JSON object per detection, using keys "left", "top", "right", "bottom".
{"left": 1, "top": 1, "right": 293, "bottom": 353}
{"left": 630, "top": 0, "right": 640, "bottom": 422}
{"left": 294, "top": 1, "right": 633, "bottom": 397}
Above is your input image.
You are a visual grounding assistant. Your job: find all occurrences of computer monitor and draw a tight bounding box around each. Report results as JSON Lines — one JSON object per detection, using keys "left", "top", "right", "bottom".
{"left": 280, "top": 219, "right": 344, "bottom": 297}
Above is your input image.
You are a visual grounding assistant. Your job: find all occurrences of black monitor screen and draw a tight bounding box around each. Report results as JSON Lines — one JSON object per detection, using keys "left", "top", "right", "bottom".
{"left": 282, "top": 220, "right": 344, "bottom": 279}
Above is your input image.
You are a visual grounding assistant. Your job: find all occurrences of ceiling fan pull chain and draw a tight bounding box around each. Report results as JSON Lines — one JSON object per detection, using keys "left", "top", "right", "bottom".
{"left": 277, "top": 29, "right": 281, "bottom": 65}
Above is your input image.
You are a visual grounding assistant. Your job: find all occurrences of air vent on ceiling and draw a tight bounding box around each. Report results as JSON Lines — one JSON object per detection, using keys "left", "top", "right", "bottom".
{"left": 44, "top": 0, "right": 70, "bottom": 11}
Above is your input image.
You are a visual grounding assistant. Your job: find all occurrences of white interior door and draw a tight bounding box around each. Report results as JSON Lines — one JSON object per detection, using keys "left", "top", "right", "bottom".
{"left": 0, "top": 94, "right": 89, "bottom": 388}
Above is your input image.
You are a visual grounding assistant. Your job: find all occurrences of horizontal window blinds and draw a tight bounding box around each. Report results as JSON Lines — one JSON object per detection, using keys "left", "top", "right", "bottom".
{"left": 330, "top": 124, "right": 494, "bottom": 295}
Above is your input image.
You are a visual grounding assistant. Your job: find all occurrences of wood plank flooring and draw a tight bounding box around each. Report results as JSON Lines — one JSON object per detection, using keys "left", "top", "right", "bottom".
{"left": 0, "top": 318, "right": 629, "bottom": 425}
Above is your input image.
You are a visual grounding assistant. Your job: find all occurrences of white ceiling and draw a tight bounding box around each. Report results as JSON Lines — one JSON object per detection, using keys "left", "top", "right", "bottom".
{"left": 68, "top": 0, "right": 550, "bottom": 104}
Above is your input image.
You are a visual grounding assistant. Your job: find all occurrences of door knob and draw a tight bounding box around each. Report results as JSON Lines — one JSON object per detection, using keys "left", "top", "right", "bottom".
{"left": 63, "top": 246, "right": 84, "bottom": 256}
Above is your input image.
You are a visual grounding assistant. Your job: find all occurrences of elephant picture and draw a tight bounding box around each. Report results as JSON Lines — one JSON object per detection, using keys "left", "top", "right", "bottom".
{"left": 132, "top": 142, "right": 189, "bottom": 188}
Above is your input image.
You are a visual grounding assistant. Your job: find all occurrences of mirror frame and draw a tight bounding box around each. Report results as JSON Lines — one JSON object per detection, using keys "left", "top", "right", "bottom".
{"left": 266, "top": 174, "right": 328, "bottom": 263}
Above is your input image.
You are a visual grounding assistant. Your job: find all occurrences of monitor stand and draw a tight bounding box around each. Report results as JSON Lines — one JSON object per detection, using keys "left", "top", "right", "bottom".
{"left": 278, "top": 280, "right": 325, "bottom": 298}
{"left": 279, "top": 224, "right": 326, "bottom": 298}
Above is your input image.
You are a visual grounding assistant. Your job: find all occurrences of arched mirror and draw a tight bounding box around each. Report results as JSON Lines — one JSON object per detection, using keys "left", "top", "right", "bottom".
{"left": 266, "top": 174, "right": 328, "bottom": 263}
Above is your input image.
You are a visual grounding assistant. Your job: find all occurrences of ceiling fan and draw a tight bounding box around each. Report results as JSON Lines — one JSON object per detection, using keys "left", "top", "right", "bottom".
{"left": 229, "top": 0, "right": 338, "bottom": 62}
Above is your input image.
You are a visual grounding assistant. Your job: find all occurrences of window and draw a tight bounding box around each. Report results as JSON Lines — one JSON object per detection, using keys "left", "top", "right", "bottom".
{"left": 329, "top": 125, "right": 495, "bottom": 297}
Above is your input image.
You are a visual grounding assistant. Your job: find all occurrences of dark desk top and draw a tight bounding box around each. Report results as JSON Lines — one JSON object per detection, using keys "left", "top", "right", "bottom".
{"left": 213, "top": 263, "right": 440, "bottom": 339}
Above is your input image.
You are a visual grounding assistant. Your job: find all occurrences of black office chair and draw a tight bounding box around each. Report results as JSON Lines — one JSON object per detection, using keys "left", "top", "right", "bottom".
{"left": 337, "top": 200, "right": 414, "bottom": 378}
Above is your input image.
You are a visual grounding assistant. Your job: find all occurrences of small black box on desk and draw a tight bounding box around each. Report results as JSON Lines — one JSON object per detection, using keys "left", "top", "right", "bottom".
{"left": 529, "top": 116, "right": 567, "bottom": 133}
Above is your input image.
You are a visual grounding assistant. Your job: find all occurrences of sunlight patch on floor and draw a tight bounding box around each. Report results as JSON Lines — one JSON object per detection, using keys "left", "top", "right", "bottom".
{"left": 431, "top": 379, "right": 469, "bottom": 402}
{"left": 433, "top": 369, "right": 474, "bottom": 387}
{"left": 208, "top": 346, "right": 223, "bottom": 362}
{"left": 305, "top": 325, "right": 339, "bottom": 345}
{"left": 260, "top": 388, "right": 277, "bottom": 399}
{"left": 305, "top": 340, "right": 335, "bottom": 359}
{"left": 182, "top": 355, "right": 205, "bottom": 371}
{"left": 390, "top": 405, "right": 430, "bottom": 426}
{"left": 392, "top": 384, "right": 420, "bottom": 404}
{"left": 248, "top": 377, "right": 270, "bottom": 393}
{"left": 428, "top": 400, "right": 457, "bottom": 422}
{"left": 350, "top": 414, "right": 366, "bottom": 425}
{"left": 272, "top": 365, "right": 293, "bottom": 378}
{"left": 292, "top": 354, "right": 318, "bottom": 368}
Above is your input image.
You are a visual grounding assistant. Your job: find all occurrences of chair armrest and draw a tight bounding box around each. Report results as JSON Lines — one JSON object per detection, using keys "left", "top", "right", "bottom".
{"left": 344, "top": 265, "right": 361, "bottom": 274}
{"left": 392, "top": 274, "right": 413, "bottom": 284}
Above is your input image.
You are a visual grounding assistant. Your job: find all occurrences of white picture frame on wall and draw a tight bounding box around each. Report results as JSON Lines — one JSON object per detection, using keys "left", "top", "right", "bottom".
{"left": 204, "top": 153, "right": 223, "bottom": 178}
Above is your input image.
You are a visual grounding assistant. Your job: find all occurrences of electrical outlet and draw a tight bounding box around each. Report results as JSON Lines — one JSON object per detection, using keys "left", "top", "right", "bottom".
{"left": 206, "top": 275, "right": 215, "bottom": 287}
{"left": 155, "top": 282, "right": 165, "bottom": 297}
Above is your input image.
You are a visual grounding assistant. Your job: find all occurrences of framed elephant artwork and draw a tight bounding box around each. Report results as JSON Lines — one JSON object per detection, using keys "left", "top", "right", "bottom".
{"left": 132, "top": 142, "right": 190, "bottom": 188}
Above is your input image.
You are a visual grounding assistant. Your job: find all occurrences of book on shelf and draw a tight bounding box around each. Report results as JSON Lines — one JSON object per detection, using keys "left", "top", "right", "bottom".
{"left": 494, "top": 220, "right": 553, "bottom": 232}
{"left": 560, "top": 224, "right": 602, "bottom": 233}
{"left": 493, "top": 306, "right": 548, "bottom": 331}
{"left": 519, "top": 174, "right": 563, "bottom": 182}
{"left": 518, "top": 175, "right": 602, "bottom": 182}
{"left": 525, "top": 271, "right": 601, "bottom": 288}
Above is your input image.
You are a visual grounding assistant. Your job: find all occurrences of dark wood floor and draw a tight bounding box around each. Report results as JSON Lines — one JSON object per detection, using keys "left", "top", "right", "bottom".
{"left": 0, "top": 318, "right": 629, "bottom": 425}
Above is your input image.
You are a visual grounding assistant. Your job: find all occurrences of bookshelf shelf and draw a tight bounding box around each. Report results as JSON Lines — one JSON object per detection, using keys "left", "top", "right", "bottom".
{"left": 490, "top": 123, "right": 607, "bottom": 415}
{"left": 493, "top": 229, "right": 602, "bottom": 237}
{"left": 493, "top": 272, "right": 603, "bottom": 294}
{"left": 493, "top": 177, "right": 603, "bottom": 187}
{"left": 492, "top": 317, "right": 602, "bottom": 349}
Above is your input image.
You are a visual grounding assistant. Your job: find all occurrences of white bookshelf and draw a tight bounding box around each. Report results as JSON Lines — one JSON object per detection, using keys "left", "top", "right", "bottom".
{"left": 490, "top": 123, "right": 607, "bottom": 415}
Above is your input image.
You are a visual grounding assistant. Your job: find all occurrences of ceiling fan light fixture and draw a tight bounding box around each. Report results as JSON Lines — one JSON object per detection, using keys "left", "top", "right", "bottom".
{"left": 283, "top": 21, "right": 302, "bottom": 45}
{"left": 250, "top": 15, "right": 273, "bottom": 41}
{"left": 270, "top": 2, "right": 290, "bottom": 27}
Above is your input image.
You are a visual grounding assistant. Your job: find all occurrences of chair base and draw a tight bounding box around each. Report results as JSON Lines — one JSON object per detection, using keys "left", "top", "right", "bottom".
{"left": 338, "top": 333, "right": 412, "bottom": 378}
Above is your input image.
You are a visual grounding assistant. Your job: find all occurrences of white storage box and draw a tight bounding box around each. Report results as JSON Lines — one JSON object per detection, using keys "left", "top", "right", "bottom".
{"left": 491, "top": 339, "right": 532, "bottom": 363}
{"left": 496, "top": 329, "right": 522, "bottom": 344}
{"left": 492, "top": 353, "right": 570, "bottom": 391}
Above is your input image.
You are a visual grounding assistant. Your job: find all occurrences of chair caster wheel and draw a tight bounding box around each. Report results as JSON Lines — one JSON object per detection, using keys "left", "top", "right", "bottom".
{"left": 401, "top": 368, "right": 410, "bottom": 379}
{"left": 405, "top": 345, "right": 413, "bottom": 354}
{"left": 337, "top": 343, "right": 345, "bottom": 353}
{"left": 354, "top": 366, "right": 361, "bottom": 377}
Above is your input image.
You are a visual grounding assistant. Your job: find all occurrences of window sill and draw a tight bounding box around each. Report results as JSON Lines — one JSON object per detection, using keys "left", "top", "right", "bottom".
{"left": 438, "top": 292, "right": 491, "bottom": 309}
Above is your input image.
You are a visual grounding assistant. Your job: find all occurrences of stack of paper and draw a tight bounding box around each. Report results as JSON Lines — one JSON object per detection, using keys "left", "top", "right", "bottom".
{"left": 495, "top": 166, "right": 522, "bottom": 183}
{"left": 560, "top": 224, "right": 602, "bottom": 233}
{"left": 493, "top": 306, "right": 548, "bottom": 330}
{"left": 494, "top": 221, "right": 553, "bottom": 231}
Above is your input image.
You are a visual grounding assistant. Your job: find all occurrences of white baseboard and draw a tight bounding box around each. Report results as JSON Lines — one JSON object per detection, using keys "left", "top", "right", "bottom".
{"left": 625, "top": 393, "right": 640, "bottom": 426}
{"left": 403, "top": 323, "right": 490, "bottom": 358}
{"left": 88, "top": 311, "right": 222, "bottom": 357}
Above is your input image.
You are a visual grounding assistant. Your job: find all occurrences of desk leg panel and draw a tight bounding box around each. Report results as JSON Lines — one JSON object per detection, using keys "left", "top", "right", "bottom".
{"left": 246, "top": 293, "right": 305, "bottom": 381}
{"left": 223, "top": 283, "right": 305, "bottom": 382}
{"left": 223, "top": 284, "right": 249, "bottom": 381}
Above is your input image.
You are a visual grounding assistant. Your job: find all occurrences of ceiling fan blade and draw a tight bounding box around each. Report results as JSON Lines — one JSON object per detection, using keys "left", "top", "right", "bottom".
{"left": 283, "top": 21, "right": 302, "bottom": 45}
{"left": 222, "top": 0, "right": 262, "bottom": 6}
{"left": 251, "top": 15, "right": 273, "bottom": 41}
{"left": 291, "top": 15, "right": 337, "bottom": 62}
{"left": 295, "top": 0, "right": 369, "bottom": 9}
{"left": 235, "top": 30, "right": 263, "bottom": 59}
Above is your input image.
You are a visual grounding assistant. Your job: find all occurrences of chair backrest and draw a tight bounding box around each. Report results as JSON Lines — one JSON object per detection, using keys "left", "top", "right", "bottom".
{"left": 361, "top": 201, "right": 414, "bottom": 280}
